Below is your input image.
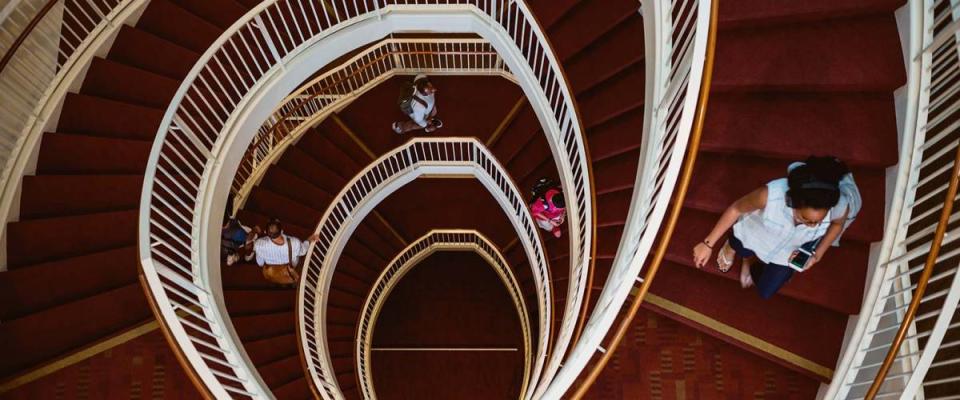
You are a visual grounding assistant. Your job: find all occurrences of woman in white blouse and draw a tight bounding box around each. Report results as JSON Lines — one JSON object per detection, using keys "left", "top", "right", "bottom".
{"left": 691, "top": 156, "right": 861, "bottom": 299}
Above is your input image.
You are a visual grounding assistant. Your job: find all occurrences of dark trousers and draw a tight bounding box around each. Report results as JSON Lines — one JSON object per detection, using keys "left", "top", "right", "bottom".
{"left": 728, "top": 235, "right": 794, "bottom": 299}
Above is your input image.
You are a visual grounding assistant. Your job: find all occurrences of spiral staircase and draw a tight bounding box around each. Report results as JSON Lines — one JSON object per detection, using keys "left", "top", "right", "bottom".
{"left": 3, "top": 0, "right": 960, "bottom": 399}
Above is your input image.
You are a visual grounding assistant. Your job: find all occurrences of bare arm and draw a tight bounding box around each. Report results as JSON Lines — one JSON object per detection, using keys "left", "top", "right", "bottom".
{"left": 805, "top": 207, "right": 849, "bottom": 269}
{"left": 692, "top": 187, "right": 767, "bottom": 268}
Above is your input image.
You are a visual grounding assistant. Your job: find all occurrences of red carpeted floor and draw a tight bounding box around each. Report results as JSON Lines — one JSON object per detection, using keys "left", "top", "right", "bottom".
{"left": 583, "top": 309, "right": 821, "bottom": 400}
{"left": 2, "top": 330, "right": 200, "bottom": 400}
{"left": 371, "top": 251, "right": 525, "bottom": 399}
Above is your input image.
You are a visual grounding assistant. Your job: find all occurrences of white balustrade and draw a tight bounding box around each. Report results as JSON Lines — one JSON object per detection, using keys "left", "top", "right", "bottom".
{"left": 297, "top": 137, "right": 551, "bottom": 400}
{"left": 231, "top": 37, "right": 513, "bottom": 212}
{"left": 355, "top": 230, "right": 532, "bottom": 400}
{"left": 541, "top": 0, "right": 714, "bottom": 397}
{"left": 139, "top": 1, "right": 594, "bottom": 398}
{"left": 826, "top": 1, "right": 960, "bottom": 399}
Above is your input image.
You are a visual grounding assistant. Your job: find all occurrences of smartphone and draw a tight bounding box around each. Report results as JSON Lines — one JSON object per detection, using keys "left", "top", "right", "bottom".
{"left": 789, "top": 249, "right": 812, "bottom": 270}
{"left": 789, "top": 239, "right": 820, "bottom": 271}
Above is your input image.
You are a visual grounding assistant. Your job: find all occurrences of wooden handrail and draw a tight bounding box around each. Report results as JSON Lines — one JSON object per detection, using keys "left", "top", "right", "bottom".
{"left": 865, "top": 143, "right": 960, "bottom": 398}
{"left": 0, "top": 0, "right": 60, "bottom": 75}
{"left": 571, "top": 0, "right": 718, "bottom": 397}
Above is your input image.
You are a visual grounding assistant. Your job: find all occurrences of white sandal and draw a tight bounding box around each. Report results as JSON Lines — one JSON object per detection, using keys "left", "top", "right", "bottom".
{"left": 716, "top": 240, "right": 734, "bottom": 273}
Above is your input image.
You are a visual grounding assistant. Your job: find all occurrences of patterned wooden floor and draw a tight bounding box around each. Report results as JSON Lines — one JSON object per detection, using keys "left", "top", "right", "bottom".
{"left": 585, "top": 308, "right": 821, "bottom": 400}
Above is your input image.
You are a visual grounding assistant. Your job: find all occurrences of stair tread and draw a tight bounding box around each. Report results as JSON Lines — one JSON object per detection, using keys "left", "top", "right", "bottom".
{"left": 685, "top": 153, "right": 886, "bottom": 243}
{"left": 564, "top": 15, "right": 643, "bottom": 95}
{"left": 272, "top": 376, "right": 312, "bottom": 400}
{"left": 296, "top": 128, "right": 365, "bottom": 180}
{"left": 257, "top": 167, "right": 334, "bottom": 212}
{"left": 245, "top": 188, "right": 322, "bottom": 231}
{"left": 275, "top": 146, "right": 347, "bottom": 194}
{"left": 57, "top": 94, "right": 164, "bottom": 141}
{"left": 0, "top": 246, "right": 138, "bottom": 321}
{"left": 231, "top": 309, "right": 295, "bottom": 342}
{"left": 576, "top": 63, "right": 644, "bottom": 127}
{"left": 107, "top": 26, "right": 199, "bottom": 80}
{"left": 527, "top": 0, "right": 580, "bottom": 29}
{"left": 136, "top": 0, "right": 224, "bottom": 54}
{"left": 648, "top": 263, "right": 847, "bottom": 381}
{"left": 585, "top": 107, "right": 643, "bottom": 163}
{"left": 713, "top": 15, "right": 905, "bottom": 91}
{"left": 0, "top": 283, "right": 151, "bottom": 378}
{"left": 167, "top": 0, "right": 250, "bottom": 29}
{"left": 81, "top": 58, "right": 181, "bottom": 109}
{"left": 222, "top": 262, "right": 276, "bottom": 289}
{"left": 37, "top": 133, "right": 151, "bottom": 175}
{"left": 242, "top": 333, "right": 298, "bottom": 366}
{"left": 700, "top": 92, "right": 900, "bottom": 168}
{"left": 20, "top": 175, "right": 142, "bottom": 219}
{"left": 224, "top": 289, "right": 296, "bottom": 316}
{"left": 257, "top": 354, "right": 307, "bottom": 390}
{"left": 547, "top": 0, "right": 638, "bottom": 61}
{"left": 7, "top": 209, "right": 137, "bottom": 267}
{"left": 718, "top": 0, "right": 903, "bottom": 29}
{"left": 490, "top": 105, "right": 540, "bottom": 163}
{"left": 667, "top": 207, "right": 868, "bottom": 314}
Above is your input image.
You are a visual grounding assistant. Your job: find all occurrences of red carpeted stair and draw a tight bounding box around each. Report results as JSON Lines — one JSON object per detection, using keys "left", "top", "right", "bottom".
{"left": 0, "top": 0, "right": 256, "bottom": 385}
{"left": 525, "top": 0, "right": 904, "bottom": 389}
{"left": 2, "top": 0, "right": 908, "bottom": 397}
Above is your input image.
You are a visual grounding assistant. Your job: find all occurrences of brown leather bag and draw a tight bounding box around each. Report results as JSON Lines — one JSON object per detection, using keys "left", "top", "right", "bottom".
{"left": 262, "top": 236, "right": 300, "bottom": 285}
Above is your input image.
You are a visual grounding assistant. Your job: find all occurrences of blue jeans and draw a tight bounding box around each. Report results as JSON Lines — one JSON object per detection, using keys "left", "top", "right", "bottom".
{"left": 728, "top": 235, "right": 794, "bottom": 299}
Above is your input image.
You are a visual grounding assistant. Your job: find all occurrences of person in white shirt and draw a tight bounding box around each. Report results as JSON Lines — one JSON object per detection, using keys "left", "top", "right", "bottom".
{"left": 392, "top": 74, "right": 441, "bottom": 134}
{"left": 254, "top": 219, "right": 319, "bottom": 284}
{"left": 690, "top": 156, "right": 860, "bottom": 299}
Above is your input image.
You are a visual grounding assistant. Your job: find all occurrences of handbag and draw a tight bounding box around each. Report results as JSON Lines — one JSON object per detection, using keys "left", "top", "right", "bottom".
{"left": 262, "top": 236, "right": 300, "bottom": 285}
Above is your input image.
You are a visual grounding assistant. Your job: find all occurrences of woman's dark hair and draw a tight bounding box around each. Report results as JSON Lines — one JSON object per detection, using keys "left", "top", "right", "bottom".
{"left": 266, "top": 218, "right": 283, "bottom": 233}
{"left": 786, "top": 156, "right": 849, "bottom": 210}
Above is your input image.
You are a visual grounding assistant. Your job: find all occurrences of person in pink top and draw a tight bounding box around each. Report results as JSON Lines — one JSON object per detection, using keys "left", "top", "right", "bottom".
{"left": 530, "top": 178, "right": 567, "bottom": 238}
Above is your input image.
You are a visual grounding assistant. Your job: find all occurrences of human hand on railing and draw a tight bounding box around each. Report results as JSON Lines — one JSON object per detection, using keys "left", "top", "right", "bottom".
{"left": 692, "top": 242, "right": 712, "bottom": 269}
{"left": 307, "top": 233, "right": 320, "bottom": 242}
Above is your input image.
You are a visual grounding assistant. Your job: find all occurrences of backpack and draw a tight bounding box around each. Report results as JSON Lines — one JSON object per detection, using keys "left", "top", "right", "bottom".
{"left": 397, "top": 78, "right": 428, "bottom": 115}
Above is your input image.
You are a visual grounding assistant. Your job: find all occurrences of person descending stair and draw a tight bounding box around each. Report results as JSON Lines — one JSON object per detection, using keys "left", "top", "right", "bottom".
{"left": 691, "top": 156, "right": 861, "bottom": 299}
{"left": 392, "top": 73, "right": 443, "bottom": 134}
{"left": 530, "top": 177, "right": 567, "bottom": 238}
{"left": 254, "top": 218, "right": 320, "bottom": 285}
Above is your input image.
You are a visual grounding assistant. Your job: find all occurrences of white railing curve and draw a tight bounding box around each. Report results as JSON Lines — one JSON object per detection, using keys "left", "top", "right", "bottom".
{"left": 139, "top": 1, "right": 593, "bottom": 398}
{"left": 355, "top": 229, "right": 532, "bottom": 400}
{"left": 231, "top": 37, "right": 513, "bottom": 213}
{"left": 297, "top": 137, "right": 551, "bottom": 400}
{"left": 826, "top": 0, "right": 960, "bottom": 398}
{"left": 543, "top": 0, "right": 714, "bottom": 396}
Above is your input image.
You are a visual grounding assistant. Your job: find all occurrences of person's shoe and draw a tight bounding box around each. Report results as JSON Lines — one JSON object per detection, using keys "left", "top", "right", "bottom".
{"left": 430, "top": 118, "right": 443, "bottom": 129}
{"left": 392, "top": 122, "right": 403, "bottom": 134}
{"left": 244, "top": 252, "right": 254, "bottom": 262}
{"left": 226, "top": 253, "right": 239, "bottom": 266}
